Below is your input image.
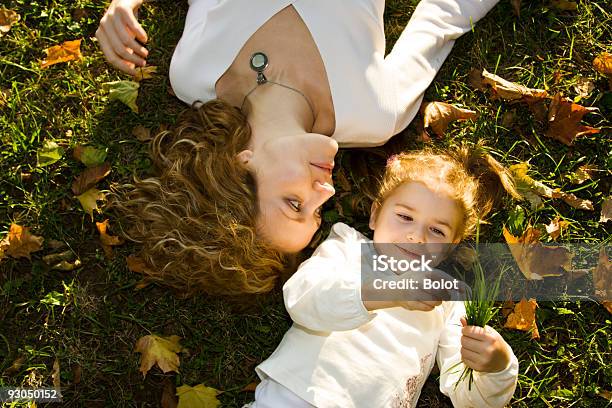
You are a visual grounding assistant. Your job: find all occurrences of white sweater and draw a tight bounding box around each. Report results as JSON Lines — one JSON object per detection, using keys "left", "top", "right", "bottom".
{"left": 169, "top": 0, "right": 499, "bottom": 147}
{"left": 256, "top": 223, "right": 519, "bottom": 408}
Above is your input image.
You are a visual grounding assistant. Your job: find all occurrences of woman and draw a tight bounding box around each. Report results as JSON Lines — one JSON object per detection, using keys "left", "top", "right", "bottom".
{"left": 97, "top": 0, "right": 499, "bottom": 296}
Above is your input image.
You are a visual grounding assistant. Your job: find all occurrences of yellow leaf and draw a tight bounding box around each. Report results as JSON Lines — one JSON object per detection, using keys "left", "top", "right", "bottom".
{"left": 550, "top": 0, "right": 577, "bottom": 11}
{"left": 566, "top": 164, "right": 598, "bottom": 184}
{"left": 96, "top": 219, "right": 124, "bottom": 258}
{"left": 72, "top": 162, "right": 111, "bottom": 196}
{"left": 40, "top": 39, "right": 82, "bottom": 69}
{"left": 551, "top": 189, "right": 594, "bottom": 211}
{"left": 545, "top": 217, "right": 569, "bottom": 241}
{"left": 135, "top": 334, "right": 183, "bottom": 377}
{"left": 176, "top": 384, "right": 221, "bottom": 408}
{"left": 0, "top": 8, "right": 20, "bottom": 36}
{"left": 600, "top": 197, "right": 612, "bottom": 224}
{"left": 102, "top": 80, "right": 140, "bottom": 113}
{"left": 478, "top": 68, "right": 548, "bottom": 103}
{"left": 504, "top": 298, "right": 539, "bottom": 339}
{"left": 0, "top": 224, "right": 44, "bottom": 260}
{"left": 76, "top": 188, "right": 106, "bottom": 220}
{"left": 134, "top": 66, "right": 158, "bottom": 82}
{"left": 421, "top": 101, "right": 478, "bottom": 137}
{"left": 593, "top": 52, "right": 612, "bottom": 76}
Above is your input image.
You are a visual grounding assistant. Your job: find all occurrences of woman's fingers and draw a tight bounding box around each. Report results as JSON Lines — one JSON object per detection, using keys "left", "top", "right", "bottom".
{"left": 122, "top": 8, "right": 148, "bottom": 44}
{"left": 96, "top": 28, "right": 137, "bottom": 75}
{"left": 103, "top": 20, "right": 145, "bottom": 68}
{"left": 115, "top": 14, "right": 148, "bottom": 60}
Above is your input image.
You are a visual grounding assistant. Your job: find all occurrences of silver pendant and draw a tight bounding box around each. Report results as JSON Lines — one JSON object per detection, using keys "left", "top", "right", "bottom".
{"left": 250, "top": 52, "right": 268, "bottom": 85}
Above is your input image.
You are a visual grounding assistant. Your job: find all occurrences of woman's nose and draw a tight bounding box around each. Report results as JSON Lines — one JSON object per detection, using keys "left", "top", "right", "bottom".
{"left": 313, "top": 180, "right": 335, "bottom": 204}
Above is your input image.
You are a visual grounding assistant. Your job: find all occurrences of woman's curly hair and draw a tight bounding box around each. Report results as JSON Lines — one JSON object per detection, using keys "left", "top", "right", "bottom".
{"left": 111, "top": 99, "right": 292, "bottom": 297}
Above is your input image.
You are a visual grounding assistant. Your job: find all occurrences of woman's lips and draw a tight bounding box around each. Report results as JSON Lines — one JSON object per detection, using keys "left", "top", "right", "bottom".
{"left": 311, "top": 162, "right": 335, "bottom": 174}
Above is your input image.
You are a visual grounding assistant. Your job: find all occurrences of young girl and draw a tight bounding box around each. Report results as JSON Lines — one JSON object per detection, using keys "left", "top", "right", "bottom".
{"left": 246, "top": 144, "right": 521, "bottom": 408}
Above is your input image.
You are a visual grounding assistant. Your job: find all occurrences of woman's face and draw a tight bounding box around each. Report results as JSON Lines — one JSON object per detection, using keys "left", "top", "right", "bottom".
{"left": 239, "top": 133, "right": 339, "bottom": 253}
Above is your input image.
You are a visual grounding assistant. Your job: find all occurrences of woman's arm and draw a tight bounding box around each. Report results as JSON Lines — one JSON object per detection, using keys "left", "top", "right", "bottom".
{"left": 385, "top": 0, "right": 500, "bottom": 134}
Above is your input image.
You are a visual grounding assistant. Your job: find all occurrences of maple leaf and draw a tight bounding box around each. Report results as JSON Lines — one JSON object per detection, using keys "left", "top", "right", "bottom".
{"left": 37, "top": 140, "right": 65, "bottom": 167}
{"left": 503, "top": 226, "right": 571, "bottom": 280}
{"left": 504, "top": 298, "right": 539, "bottom": 340}
{"left": 135, "top": 334, "right": 183, "bottom": 377}
{"left": 0, "top": 224, "right": 44, "bottom": 260}
{"left": 566, "top": 164, "right": 598, "bottom": 184}
{"left": 76, "top": 188, "right": 106, "bottom": 220}
{"left": 72, "top": 162, "right": 111, "bottom": 195}
{"left": 132, "top": 125, "right": 152, "bottom": 142}
{"left": 134, "top": 66, "right": 157, "bottom": 82}
{"left": 600, "top": 197, "right": 611, "bottom": 223}
{"left": 420, "top": 102, "right": 478, "bottom": 137}
{"left": 0, "top": 8, "right": 20, "bottom": 36}
{"left": 96, "top": 219, "right": 124, "bottom": 258}
{"left": 545, "top": 217, "right": 569, "bottom": 241}
{"left": 593, "top": 52, "right": 612, "bottom": 76}
{"left": 73, "top": 145, "right": 107, "bottom": 167}
{"left": 176, "top": 384, "right": 221, "bottom": 408}
{"left": 545, "top": 93, "right": 600, "bottom": 145}
{"left": 102, "top": 80, "right": 140, "bottom": 113}
{"left": 40, "top": 39, "right": 82, "bottom": 69}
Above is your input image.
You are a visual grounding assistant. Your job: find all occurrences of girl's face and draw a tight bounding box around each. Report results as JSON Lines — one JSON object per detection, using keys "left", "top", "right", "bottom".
{"left": 369, "top": 181, "right": 463, "bottom": 268}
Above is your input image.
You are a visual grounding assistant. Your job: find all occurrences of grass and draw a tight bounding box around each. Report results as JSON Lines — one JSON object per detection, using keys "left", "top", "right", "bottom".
{"left": 0, "top": 0, "right": 610, "bottom": 407}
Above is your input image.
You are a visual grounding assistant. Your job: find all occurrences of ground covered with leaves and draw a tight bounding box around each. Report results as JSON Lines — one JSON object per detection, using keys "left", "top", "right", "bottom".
{"left": 0, "top": 0, "right": 610, "bottom": 407}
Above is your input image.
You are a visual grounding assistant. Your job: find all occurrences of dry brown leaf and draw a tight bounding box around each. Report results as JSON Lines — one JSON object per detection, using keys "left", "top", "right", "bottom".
{"left": 504, "top": 298, "right": 539, "bottom": 339}
{"left": 600, "top": 197, "right": 612, "bottom": 223}
{"left": 40, "top": 39, "right": 82, "bottom": 69}
{"left": 550, "top": 0, "right": 577, "bottom": 11}
{"left": 71, "top": 364, "right": 82, "bottom": 385}
{"left": 51, "top": 358, "right": 61, "bottom": 389}
{"left": 545, "top": 217, "right": 569, "bottom": 241}
{"left": 545, "top": 93, "right": 600, "bottom": 145}
{"left": 501, "top": 300, "right": 515, "bottom": 318}
{"left": 132, "top": 125, "right": 152, "bottom": 142}
{"left": 161, "top": 378, "right": 179, "bottom": 408}
{"left": 0, "top": 224, "right": 44, "bottom": 260}
{"left": 42, "top": 250, "right": 74, "bottom": 265}
{"left": 567, "top": 164, "right": 598, "bottom": 184}
{"left": 76, "top": 188, "right": 106, "bottom": 220}
{"left": 0, "top": 8, "right": 20, "bottom": 36}
{"left": 3, "top": 355, "right": 26, "bottom": 376}
{"left": 478, "top": 69, "right": 549, "bottom": 103}
{"left": 551, "top": 189, "right": 594, "bottom": 211}
{"left": 96, "top": 219, "right": 123, "bottom": 258}
{"left": 503, "top": 226, "right": 571, "bottom": 280}
{"left": 72, "top": 162, "right": 111, "bottom": 195}
{"left": 603, "top": 301, "right": 612, "bottom": 315}
{"left": 241, "top": 382, "right": 259, "bottom": 392}
{"left": 127, "top": 254, "right": 151, "bottom": 273}
{"left": 510, "top": 0, "right": 521, "bottom": 16}
{"left": 176, "top": 384, "right": 221, "bottom": 408}
{"left": 135, "top": 334, "right": 183, "bottom": 377}
{"left": 573, "top": 77, "right": 595, "bottom": 99}
{"left": 50, "top": 259, "right": 82, "bottom": 271}
{"left": 593, "top": 52, "right": 612, "bottom": 76}
{"left": 134, "top": 66, "right": 158, "bottom": 82}
{"left": 593, "top": 247, "right": 610, "bottom": 301}
{"left": 421, "top": 102, "right": 478, "bottom": 137}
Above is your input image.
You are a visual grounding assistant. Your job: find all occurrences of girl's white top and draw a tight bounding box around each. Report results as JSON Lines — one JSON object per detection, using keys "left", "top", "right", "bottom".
{"left": 256, "top": 222, "right": 519, "bottom": 408}
{"left": 170, "top": 0, "right": 499, "bottom": 147}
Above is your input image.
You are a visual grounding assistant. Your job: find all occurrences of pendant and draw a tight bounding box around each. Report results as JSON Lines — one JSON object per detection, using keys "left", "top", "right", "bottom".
{"left": 250, "top": 52, "right": 268, "bottom": 85}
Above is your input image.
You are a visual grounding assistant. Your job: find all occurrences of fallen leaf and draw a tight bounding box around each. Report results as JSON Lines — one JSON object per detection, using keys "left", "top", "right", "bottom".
{"left": 504, "top": 298, "right": 539, "bottom": 339}
{"left": 176, "top": 384, "right": 221, "bottom": 408}
{"left": 37, "top": 140, "right": 65, "bottom": 167}
{"left": 134, "top": 66, "right": 157, "bottom": 82}
{"left": 0, "top": 8, "right": 20, "bottom": 36}
{"left": 510, "top": 0, "right": 521, "bottom": 16}
{"left": 475, "top": 69, "right": 548, "bottom": 104}
{"left": 546, "top": 93, "right": 600, "bottom": 145}
{"left": 132, "top": 125, "right": 152, "bottom": 142}
{"left": 42, "top": 250, "right": 74, "bottom": 264}
{"left": 73, "top": 145, "right": 108, "bottom": 167}
{"left": 72, "top": 162, "right": 111, "bottom": 195}
{"left": 127, "top": 254, "right": 151, "bottom": 274}
{"left": 603, "top": 301, "right": 612, "bottom": 315}
{"left": 593, "top": 52, "right": 612, "bottom": 76}
{"left": 545, "top": 217, "right": 569, "bottom": 241}
{"left": 161, "top": 378, "right": 178, "bottom": 408}
{"left": 102, "top": 80, "right": 140, "bottom": 113}
{"left": 241, "top": 381, "right": 259, "bottom": 392}
{"left": 76, "top": 188, "right": 106, "bottom": 220}
{"left": 135, "top": 279, "right": 152, "bottom": 290}
{"left": 551, "top": 189, "right": 594, "bottom": 211}
{"left": 566, "top": 164, "right": 598, "bottom": 184}
{"left": 503, "top": 226, "right": 571, "bottom": 280}
{"left": 50, "top": 259, "right": 82, "bottom": 271}
{"left": 40, "top": 39, "right": 82, "bottom": 69}
{"left": 3, "top": 355, "right": 26, "bottom": 376}
{"left": 600, "top": 197, "right": 611, "bottom": 223}
{"left": 51, "top": 358, "right": 61, "bottom": 389}
{"left": 550, "top": 0, "right": 577, "bottom": 11}
{"left": 573, "top": 77, "right": 595, "bottom": 99}
{"left": 71, "top": 364, "right": 82, "bottom": 385}
{"left": 592, "top": 247, "right": 610, "bottom": 301}
{"left": 597, "top": 389, "right": 612, "bottom": 401}
{"left": 96, "top": 219, "right": 123, "bottom": 258}
{"left": 421, "top": 102, "right": 478, "bottom": 137}
{"left": 135, "top": 334, "right": 183, "bottom": 377}
{"left": 0, "top": 224, "right": 44, "bottom": 260}
{"left": 501, "top": 300, "right": 515, "bottom": 318}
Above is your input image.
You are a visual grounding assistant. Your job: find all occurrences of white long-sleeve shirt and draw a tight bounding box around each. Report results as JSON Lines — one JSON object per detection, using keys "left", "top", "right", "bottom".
{"left": 256, "top": 223, "right": 519, "bottom": 408}
{"left": 169, "top": 0, "right": 499, "bottom": 147}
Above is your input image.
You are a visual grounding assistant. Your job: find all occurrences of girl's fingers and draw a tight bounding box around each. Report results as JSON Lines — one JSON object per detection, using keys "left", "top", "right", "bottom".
{"left": 460, "top": 335, "right": 484, "bottom": 353}
{"left": 96, "top": 28, "right": 136, "bottom": 75}
{"left": 115, "top": 15, "right": 148, "bottom": 59}
{"left": 461, "top": 325, "right": 488, "bottom": 340}
{"left": 460, "top": 347, "right": 483, "bottom": 364}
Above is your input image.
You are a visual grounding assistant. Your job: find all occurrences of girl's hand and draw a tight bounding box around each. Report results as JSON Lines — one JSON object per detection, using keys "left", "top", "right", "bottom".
{"left": 96, "top": 0, "right": 148, "bottom": 75}
{"left": 459, "top": 316, "right": 512, "bottom": 373}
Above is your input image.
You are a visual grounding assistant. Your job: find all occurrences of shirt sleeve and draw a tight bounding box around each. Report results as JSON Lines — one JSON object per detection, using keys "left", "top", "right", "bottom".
{"left": 283, "top": 225, "right": 373, "bottom": 332}
{"left": 384, "top": 0, "right": 499, "bottom": 134}
{"left": 437, "top": 301, "right": 519, "bottom": 408}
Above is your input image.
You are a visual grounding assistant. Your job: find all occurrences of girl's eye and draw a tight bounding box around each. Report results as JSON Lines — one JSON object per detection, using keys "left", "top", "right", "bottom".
{"left": 287, "top": 199, "right": 302, "bottom": 212}
{"left": 398, "top": 214, "right": 413, "bottom": 221}
{"left": 430, "top": 227, "right": 445, "bottom": 237}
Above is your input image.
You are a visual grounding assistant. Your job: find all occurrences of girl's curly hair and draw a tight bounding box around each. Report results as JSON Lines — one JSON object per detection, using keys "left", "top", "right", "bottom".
{"left": 110, "top": 99, "right": 292, "bottom": 297}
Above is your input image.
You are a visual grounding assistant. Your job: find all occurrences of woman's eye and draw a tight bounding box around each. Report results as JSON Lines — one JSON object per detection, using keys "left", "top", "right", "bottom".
{"left": 287, "top": 199, "right": 302, "bottom": 212}
{"left": 398, "top": 214, "right": 413, "bottom": 221}
{"left": 431, "top": 227, "right": 445, "bottom": 237}
{"left": 315, "top": 206, "right": 322, "bottom": 218}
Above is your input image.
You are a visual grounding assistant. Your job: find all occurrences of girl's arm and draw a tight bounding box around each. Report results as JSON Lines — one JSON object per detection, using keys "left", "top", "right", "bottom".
{"left": 384, "top": 0, "right": 499, "bottom": 135}
{"left": 283, "top": 224, "right": 373, "bottom": 332}
{"left": 437, "top": 301, "right": 519, "bottom": 408}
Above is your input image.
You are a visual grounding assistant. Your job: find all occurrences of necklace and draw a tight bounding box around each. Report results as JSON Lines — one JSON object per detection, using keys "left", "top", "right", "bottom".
{"left": 240, "top": 52, "right": 316, "bottom": 126}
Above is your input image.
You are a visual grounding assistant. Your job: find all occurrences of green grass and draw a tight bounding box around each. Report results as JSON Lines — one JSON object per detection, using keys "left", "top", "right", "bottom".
{"left": 1, "top": 0, "right": 610, "bottom": 407}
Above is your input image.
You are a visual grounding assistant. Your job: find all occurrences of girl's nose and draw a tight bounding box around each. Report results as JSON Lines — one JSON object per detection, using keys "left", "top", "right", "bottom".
{"left": 406, "top": 228, "right": 426, "bottom": 244}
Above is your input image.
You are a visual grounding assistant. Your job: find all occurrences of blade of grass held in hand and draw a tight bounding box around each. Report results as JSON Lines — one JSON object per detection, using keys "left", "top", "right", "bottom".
{"left": 102, "top": 80, "right": 140, "bottom": 113}
{"left": 40, "top": 39, "right": 82, "bottom": 69}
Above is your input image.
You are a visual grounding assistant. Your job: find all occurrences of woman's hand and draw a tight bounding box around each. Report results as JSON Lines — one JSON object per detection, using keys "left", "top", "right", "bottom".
{"left": 459, "top": 317, "right": 512, "bottom": 373}
{"left": 96, "top": 0, "right": 148, "bottom": 75}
